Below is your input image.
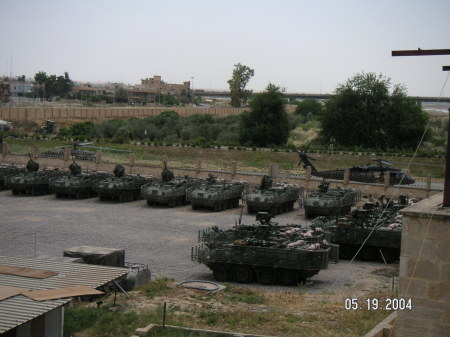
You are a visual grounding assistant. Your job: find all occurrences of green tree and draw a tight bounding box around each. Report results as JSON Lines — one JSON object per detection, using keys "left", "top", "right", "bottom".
{"left": 320, "top": 72, "right": 429, "bottom": 150}
{"left": 239, "top": 83, "right": 289, "bottom": 147}
{"left": 228, "top": 63, "right": 255, "bottom": 107}
{"left": 295, "top": 99, "right": 323, "bottom": 117}
{"left": 115, "top": 87, "right": 128, "bottom": 103}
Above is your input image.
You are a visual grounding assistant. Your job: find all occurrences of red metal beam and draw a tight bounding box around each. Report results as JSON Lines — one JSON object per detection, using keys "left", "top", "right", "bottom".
{"left": 392, "top": 49, "right": 450, "bottom": 56}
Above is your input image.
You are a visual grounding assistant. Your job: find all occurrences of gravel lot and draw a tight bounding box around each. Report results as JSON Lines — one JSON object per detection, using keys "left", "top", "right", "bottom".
{"left": 0, "top": 190, "right": 397, "bottom": 294}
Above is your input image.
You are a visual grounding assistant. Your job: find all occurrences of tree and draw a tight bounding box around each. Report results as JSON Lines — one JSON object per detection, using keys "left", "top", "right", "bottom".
{"left": 239, "top": 83, "right": 289, "bottom": 147}
{"left": 320, "top": 72, "right": 428, "bottom": 150}
{"left": 295, "top": 99, "right": 323, "bottom": 117}
{"left": 228, "top": 63, "right": 255, "bottom": 107}
{"left": 33, "top": 71, "right": 73, "bottom": 98}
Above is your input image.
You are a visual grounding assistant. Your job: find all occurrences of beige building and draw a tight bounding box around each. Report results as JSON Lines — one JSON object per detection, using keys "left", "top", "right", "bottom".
{"left": 126, "top": 75, "right": 190, "bottom": 103}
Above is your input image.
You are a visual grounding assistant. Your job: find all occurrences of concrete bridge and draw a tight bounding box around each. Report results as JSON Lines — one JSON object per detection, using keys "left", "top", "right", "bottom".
{"left": 197, "top": 91, "right": 450, "bottom": 103}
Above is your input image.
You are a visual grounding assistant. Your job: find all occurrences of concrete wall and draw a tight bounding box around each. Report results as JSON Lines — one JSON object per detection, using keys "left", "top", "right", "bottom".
{"left": 396, "top": 193, "right": 450, "bottom": 337}
{"left": 0, "top": 107, "right": 248, "bottom": 121}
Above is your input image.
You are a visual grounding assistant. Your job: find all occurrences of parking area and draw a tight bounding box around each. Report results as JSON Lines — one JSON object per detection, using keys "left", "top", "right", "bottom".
{"left": 0, "top": 190, "right": 397, "bottom": 293}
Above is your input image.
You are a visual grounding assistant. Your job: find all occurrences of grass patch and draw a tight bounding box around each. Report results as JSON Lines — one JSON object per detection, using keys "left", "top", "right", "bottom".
{"left": 136, "top": 276, "right": 173, "bottom": 299}
{"left": 224, "top": 285, "right": 265, "bottom": 304}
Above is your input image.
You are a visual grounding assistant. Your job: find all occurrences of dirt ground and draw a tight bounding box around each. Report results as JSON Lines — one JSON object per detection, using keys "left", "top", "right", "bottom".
{"left": 0, "top": 190, "right": 398, "bottom": 298}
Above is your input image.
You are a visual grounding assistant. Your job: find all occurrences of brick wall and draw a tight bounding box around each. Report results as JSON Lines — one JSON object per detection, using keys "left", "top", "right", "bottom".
{"left": 396, "top": 193, "right": 450, "bottom": 336}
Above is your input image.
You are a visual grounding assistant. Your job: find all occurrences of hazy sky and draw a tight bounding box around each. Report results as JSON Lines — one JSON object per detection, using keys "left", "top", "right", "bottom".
{"left": 1, "top": 0, "right": 449, "bottom": 96}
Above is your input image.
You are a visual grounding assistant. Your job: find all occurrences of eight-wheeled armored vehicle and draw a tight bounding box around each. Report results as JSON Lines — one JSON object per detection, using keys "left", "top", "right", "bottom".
{"left": 141, "top": 165, "right": 203, "bottom": 207}
{"left": 50, "top": 161, "right": 111, "bottom": 199}
{"left": 312, "top": 197, "right": 411, "bottom": 262}
{"left": 192, "top": 212, "right": 337, "bottom": 285}
{"left": 187, "top": 174, "right": 246, "bottom": 211}
{"left": 245, "top": 175, "right": 303, "bottom": 214}
{"left": 94, "top": 164, "right": 153, "bottom": 202}
{"left": 8, "top": 156, "right": 65, "bottom": 195}
{"left": 304, "top": 180, "right": 360, "bottom": 218}
{"left": 0, "top": 163, "right": 26, "bottom": 190}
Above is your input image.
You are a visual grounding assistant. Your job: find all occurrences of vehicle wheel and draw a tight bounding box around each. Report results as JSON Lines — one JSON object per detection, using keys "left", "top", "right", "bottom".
{"left": 233, "top": 198, "right": 240, "bottom": 208}
{"left": 247, "top": 206, "right": 253, "bottom": 214}
{"left": 213, "top": 203, "right": 221, "bottom": 212}
{"left": 76, "top": 191, "right": 83, "bottom": 199}
{"left": 146, "top": 199, "right": 153, "bottom": 206}
{"left": 55, "top": 192, "right": 62, "bottom": 199}
{"left": 176, "top": 197, "right": 183, "bottom": 206}
{"left": 213, "top": 264, "right": 231, "bottom": 282}
{"left": 339, "top": 245, "right": 355, "bottom": 260}
{"left": 221, "top": 202, "right": 227, "bottom": 211}
{"left": 358, "top": 246, "right": 375, "bottom": 261}
{"left": 256, "top": 268, "right": 276, "bottom": 285}
{"left": 277, "top": 269, "right": 297, "bottom": 286}
{"left": 270, "top": 207, "right": 277, "bottom": 215}
{"left": 99, "top": 194, "right": 105, "bottom": 201}
{"left": 192, "top": 204, "right": 198, "bottom": 210}
{"left": 12, "top": 189, "right": 19, "bottom": 195}
{"left": 168, "top": 199, "right": 176, "bottom": 207}
{"left": 31, "top": 187, "right": 38, "bottom": 196}
{"left": 234, "top": 265, "right": 254, "bottom": 283}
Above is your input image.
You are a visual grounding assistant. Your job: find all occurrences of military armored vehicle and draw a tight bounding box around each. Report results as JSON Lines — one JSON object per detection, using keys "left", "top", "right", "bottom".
{"left": 38, "top": 120, "right": 57, "bottom": 134}
{"left": 141, "top": 165, "right": 203, "bottom": 207}
{"left": 50, "top": 161, "right": 111, "bottom": 199}
{"left": 94, "top": 164, "right": 153, "bottom": 202}
{"left": 187, "top": 174, "right": 246, "bottom": 211}
{"left": 0, "top": 163, "right": 26, "bottom": 190}
{"left": 304, "top": 180, "right": 360, "bottom": 218}
{"left": 313, "top": 197, "right": 410, "bottom": 262}
{"left": 245, "top": 175, "right": 303, "bottom": 214}
{"left": 192, "top": 212, "right": 337, "bottom": 285}
{"left": 8, "top": 156, "right": 66, "bottom": 195}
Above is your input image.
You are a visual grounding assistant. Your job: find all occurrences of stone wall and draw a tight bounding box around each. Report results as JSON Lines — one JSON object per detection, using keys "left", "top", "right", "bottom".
{"left": 396, "top": 193, "right": 450, "bottom": 337}
{"left": 0, "top": 107, "right": 247, "bottom": 121}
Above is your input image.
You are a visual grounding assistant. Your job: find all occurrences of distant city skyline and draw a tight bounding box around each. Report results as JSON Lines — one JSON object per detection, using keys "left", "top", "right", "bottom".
{"left": 1, "top": 0, "right": 449, "bottom": 97}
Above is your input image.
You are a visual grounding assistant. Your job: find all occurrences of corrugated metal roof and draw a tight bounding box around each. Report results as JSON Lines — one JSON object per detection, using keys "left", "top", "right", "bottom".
{"left": 0, "top": 255, "right": 130, "bottom": 333}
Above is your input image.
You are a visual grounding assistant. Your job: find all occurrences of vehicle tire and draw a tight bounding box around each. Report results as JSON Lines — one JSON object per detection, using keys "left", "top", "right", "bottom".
{"left": 168, "top": 199, "right": 176, "bottom": 207}
{"left": 213, "top": 203, "right": 221, "bottom": 212}
{"left": 278, "top": 269, "right": 298, "bottom": 286}
{"left": 234, "top": 265, "right": 254, "bottom": 283}
{"left": 192, "top": 204, "right": 199, "bottom": 210}
{"left": 76, "top": 191, "right": 83, "bottom": 199}
{"left": 12, "top": 189, "right": 19, "bottom": 195}
{"left": 99, "top": 194, "right": 105, "bottom": 201}
{"left": 213, "top": 264, "right": 232, "bottom": 282}
{"left": 147, "top": 199, "right": 153, "bottom": 206}
{"left": 233, "top": 198, "right": 240, "bottom": 208}
{"left": 256, "top": 268, "right": 276, "bottom": 285}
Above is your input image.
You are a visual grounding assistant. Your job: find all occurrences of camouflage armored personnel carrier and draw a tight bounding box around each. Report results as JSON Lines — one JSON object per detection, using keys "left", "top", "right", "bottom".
{"left": 304, "top": 180, "right": 360, "bottom": 218}
{"left": 0, "top": 163, "right": 26, "bottom": 190}
{"left": 187, "top": 174, "right": 246, "bottom": 211}
{"left": 8, "top": 156, "right": 65, "bottom": 196}
{"left": 313, "top": 197, "right": 410, "bottom": 262}
{"left": 192, "top": 212, "right": 337, "bottom": 285}
{"left": 141, "top": 165, "right": 203, "bottom": 207}
{"left": 50, "top": 161, "right": 111, "bottom": 199}
{"left": 245, "top": 175, "right": 303, "bottom": 214}
{"left": 94, "top": 164, "right": 153, "bottom": 202}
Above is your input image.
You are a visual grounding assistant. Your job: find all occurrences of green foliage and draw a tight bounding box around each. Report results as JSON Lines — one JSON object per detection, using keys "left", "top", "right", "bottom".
{"left": 33, "top": 71, "right": 73, "bottom": 98}
{"left": 61, "top": 112, "right": 240, "bottom": 145}
{"left": 114, "top": 87, "right": 128, "bottom": 103}
{"left": 136, "top": 276, "right": 173, "bottom": 299}
{"left": 295, "top": 99, "right": 323, "bottom": 117}
{"left": 320, "top": 72, "right": 429, "bottom": 150}
{"left": 239, "top": 83, "right": 289, "bottom": 147}
{"left": 224, "top": 285, "right": 265, "bottom": 304}
{"left": 228, "top": 63, "right": 255, "bottom": 107}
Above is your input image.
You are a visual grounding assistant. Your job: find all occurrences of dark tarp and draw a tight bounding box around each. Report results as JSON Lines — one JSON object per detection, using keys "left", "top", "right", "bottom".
{"left": 63, "top": 246, "right": 125, "bottom": 267}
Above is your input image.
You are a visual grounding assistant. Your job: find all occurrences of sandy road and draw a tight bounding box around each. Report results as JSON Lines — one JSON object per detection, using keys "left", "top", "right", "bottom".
{"left": 0, "top": 190, "right": 397, "bottom": 294}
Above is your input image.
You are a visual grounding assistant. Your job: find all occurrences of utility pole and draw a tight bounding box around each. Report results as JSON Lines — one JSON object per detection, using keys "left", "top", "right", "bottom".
{"left": 392, "top": 48, "right": 450, "bottom": 206}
